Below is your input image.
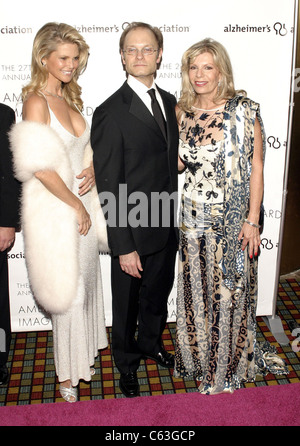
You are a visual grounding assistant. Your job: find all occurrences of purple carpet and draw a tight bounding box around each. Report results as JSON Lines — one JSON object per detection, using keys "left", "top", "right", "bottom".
{"left": 0, "top": 383, "right": 299, "bottom": 426}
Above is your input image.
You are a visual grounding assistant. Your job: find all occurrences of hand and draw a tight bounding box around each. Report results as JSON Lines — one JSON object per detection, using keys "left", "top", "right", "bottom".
{"left": 238, "top": 222, "right": 260, "bottom": 259}
{"left": 75, "top": 203, "right": 91, "bottom": 236}
{"left": 0, "top": 227, "right": 16, "bottom": 252}
{"left": 119, "top": 251, "right": 143, "bottom": 278}
{"left": 178, "top": 156, "right": 185, "bottom": 172}
{"left": 76, "top": 165, "right": 95, "bottom": 196}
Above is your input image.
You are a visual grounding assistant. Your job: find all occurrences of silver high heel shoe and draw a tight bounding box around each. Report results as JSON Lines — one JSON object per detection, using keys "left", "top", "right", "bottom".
{"left": 59, "top": 383, "right": 78, "bottom": 403}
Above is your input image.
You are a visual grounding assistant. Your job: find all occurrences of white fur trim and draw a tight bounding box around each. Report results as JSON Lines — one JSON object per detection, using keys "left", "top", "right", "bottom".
{"left": 9, "top": 121, "right": 73, "bottom": 185}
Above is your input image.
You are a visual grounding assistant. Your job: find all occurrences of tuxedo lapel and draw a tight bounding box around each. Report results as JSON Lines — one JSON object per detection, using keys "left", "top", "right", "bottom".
{"left": 122, "top": 82, "right": 167, "bottom": 141}
{"left": 129, "top": 92, "right": 158, "bottom": 135}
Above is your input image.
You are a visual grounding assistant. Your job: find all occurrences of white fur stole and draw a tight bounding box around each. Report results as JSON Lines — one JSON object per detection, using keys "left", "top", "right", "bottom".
{"left": 9, "top": 121, "right": 109, "bottom": 315}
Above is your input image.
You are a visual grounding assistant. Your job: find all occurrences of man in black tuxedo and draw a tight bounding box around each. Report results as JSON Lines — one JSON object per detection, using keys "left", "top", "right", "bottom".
{"left": 91, "top": 22, "right": 179, "bottom": 397}
{"left": 0, "top": 104, "right": 21, "bottom": 385}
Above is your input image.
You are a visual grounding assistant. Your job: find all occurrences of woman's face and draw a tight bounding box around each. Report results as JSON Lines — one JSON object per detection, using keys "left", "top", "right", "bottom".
{"left": 188, "top": 51, "right": 221, "bottom": 99}
{"left": 42, "top": 42, "right": 80, "bottom": 84}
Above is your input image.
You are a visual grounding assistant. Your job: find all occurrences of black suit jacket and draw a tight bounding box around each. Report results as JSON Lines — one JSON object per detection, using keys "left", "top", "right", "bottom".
{"left": 91, "top": 82, "right": 179, "bottom": 257}
{"left": 0, "top": 104, "right": 21, "bottom": 229}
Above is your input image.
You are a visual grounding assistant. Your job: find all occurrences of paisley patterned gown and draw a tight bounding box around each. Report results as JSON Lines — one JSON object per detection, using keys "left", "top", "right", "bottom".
{"left": 174, "top": 105, "right": 263, "bottom": 394}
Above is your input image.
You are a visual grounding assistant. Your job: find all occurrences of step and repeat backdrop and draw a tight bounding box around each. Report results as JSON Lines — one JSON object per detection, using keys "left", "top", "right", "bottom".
{"left": 0, "top": 0, "right": 297, "bottom": 331}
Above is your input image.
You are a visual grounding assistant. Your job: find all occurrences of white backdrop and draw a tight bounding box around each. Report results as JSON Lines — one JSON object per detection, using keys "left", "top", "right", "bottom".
{"left": 0, "top": 0, "right": 297, "bottom": 331}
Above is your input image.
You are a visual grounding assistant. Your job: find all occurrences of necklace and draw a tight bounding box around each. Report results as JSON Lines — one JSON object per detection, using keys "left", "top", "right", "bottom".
{"left": 200, "top": 110, "right": 218, "bottom": 130}
{"left": 44, "top": 90, "right": 64, "bottom": 100}
{"left": 192, "top": 104, "right": 225, "bottom": 112}
{"left": 190, "top": 107, "right": 224, "bottom": 145}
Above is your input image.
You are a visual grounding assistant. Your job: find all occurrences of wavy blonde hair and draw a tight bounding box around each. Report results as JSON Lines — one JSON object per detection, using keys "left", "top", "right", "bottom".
{"left": 22, "top": 22, "right": 89, "bottom": 111}
{"left": 178, "top": 38, "right": 246, "bottom": 114}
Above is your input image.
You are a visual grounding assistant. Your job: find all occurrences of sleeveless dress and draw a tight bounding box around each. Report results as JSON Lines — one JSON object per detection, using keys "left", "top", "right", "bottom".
{"left": 174, "top": 105, "right": 289, "bottom": 393}
{"left": 173, "top": 105, "right": 285, "bottom": 394}
{"left": 46, "top": 102, "right": 107, "bottom": 387}
{"left": 174, "top": 107, "right": 240, "bottom": 394}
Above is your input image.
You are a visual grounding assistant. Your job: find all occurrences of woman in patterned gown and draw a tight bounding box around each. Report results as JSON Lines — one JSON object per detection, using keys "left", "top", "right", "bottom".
{"left": 9, "top": 23, "right": 108, "bottom": 402}
{"left": 173, "top": 38, "right": 266, "bottom": 394}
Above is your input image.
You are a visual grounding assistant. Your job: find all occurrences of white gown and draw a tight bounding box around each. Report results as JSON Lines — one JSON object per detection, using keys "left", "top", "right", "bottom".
{"left": 47, "top": 104, "right": 108, "bottom": 387}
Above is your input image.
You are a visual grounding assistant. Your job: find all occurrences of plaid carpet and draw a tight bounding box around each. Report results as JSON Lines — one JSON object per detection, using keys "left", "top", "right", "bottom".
{"left": 1, "top": 277, "right": 299, "bottom": 406}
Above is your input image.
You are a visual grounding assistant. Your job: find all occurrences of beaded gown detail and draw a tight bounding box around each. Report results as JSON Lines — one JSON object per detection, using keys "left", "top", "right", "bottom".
{"left": 47, "top": 104, "right": 107, "bottom": 387}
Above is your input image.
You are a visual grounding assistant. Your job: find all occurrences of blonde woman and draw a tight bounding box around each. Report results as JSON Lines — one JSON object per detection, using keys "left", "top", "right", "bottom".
{"left": 174, "top": 38, "right": 288, "bottom": 394}
{"left": 9, "top": 23, "right": 108, "bottom": 402}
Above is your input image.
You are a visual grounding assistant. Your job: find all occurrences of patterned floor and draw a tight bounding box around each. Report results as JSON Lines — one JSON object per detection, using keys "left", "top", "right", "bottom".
{"left": 0, "top": 277, "right": 299, "bottom": 406}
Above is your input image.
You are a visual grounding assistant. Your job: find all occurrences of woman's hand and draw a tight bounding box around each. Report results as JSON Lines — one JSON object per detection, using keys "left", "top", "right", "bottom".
{"left": 238, "top": 222, "right": 260, "bottom": 259}
{"left": 239, "top": 117, "right": 263, "bottom": 259}
{"left": 75, "top": 202, "right": 92, "bottom": 236}
{"left": 34, "top": 170, "right": 92, "bottom": 236}
{"left": 77, "top": 164, "right": 95, "bottom": 196}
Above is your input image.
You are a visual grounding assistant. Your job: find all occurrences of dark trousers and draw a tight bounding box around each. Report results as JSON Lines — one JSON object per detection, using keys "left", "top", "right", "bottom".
{"left": 0, "top": 250, "right": 11, "bottom": 366}
{"left": 111, "top": 228, "right": 177, "bottom": 374}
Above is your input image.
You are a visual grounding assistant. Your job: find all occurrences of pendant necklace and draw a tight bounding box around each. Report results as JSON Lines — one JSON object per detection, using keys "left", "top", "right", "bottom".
{"left": 44, "top": 90, "right": 64, "bottom": 100}
{"left": 192, "top": 104, "right": 225, "bottom": 112}
{"left": 194, "top": 109, "right": 219, "bottom": 129}
{"left": 191, "top": 105, "right": 224, "bottom": 144}
{"left": 192, "top": 104, "right": 224, "bottom": 128}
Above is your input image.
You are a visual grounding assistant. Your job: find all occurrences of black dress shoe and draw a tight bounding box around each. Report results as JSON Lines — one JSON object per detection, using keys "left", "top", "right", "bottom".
{"left": 0, "top": 365, "right": 9, "bottom": 385}
{"left": 119, "top": 372, "right": 139, "bottom": 398}
{"left": 143, "top": 349, "right": 175, "bottom": 368}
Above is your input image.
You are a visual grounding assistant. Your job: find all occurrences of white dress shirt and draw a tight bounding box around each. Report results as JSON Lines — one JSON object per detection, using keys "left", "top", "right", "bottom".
{"left": 127, "top": 75, "right": 166, "bottom": 119}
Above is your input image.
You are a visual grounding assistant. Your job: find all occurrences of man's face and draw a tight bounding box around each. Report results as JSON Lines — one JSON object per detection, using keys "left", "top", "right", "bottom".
{"left": 121, "top": 27, "right": 162, "bottom": 86}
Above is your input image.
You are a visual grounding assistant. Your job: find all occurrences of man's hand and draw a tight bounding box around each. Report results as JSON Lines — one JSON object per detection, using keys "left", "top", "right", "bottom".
{"left": 119, "top": 251, "right": 143, "bottom": 278}
{"left": 77, "top": 164, "right": 96, "bottom": 196}
{"left": 0, "top": 227, "right": 15, "bottom": 252}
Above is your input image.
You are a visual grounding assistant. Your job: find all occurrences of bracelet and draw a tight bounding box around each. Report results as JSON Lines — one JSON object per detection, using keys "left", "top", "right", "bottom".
{"left": 244, "top": 218, "right": 260, "bottom": 229}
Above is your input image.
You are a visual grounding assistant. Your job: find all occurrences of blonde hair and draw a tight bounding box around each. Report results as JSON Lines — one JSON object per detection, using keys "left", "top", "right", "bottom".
{"left": 22, "top": 22, "right": 89, "bottom": 111}
{"left": 178, "top": 38, "right": 246, "bottom": 114}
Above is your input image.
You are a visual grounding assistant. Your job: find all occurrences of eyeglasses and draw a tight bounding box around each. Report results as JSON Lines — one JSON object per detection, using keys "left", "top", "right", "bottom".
{"left": 122, "top": 47, "right": 158, "bottom": 56}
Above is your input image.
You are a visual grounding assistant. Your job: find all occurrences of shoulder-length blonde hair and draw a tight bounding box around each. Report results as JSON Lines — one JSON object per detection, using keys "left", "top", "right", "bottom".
{"left": 22, "top": 22, "right": 89, "bottom": 111}
{"left": 178, "top": 38, "right": 246, "bottom": 114}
